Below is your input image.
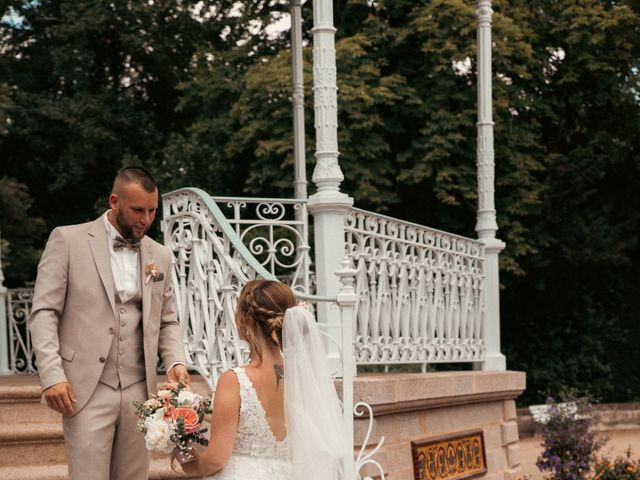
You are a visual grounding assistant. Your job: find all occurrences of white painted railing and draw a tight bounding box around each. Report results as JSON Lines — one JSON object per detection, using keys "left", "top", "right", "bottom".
{"left": 2, "top": 200, "right": 487, "bottom": 376}
{"left": 162, "top": 187, "right": 384, "bottom": 479}
{"left": 211, "top": 196, "right": 312, "bottom": 294}
{"left": 345, "top": 207, "right": 486, "bottom": 366}
{"left": 162, "top": 188, "right": 336, "bottom": 388}
{"left": 6, "top": 288, "right": 37, "bottom": 374}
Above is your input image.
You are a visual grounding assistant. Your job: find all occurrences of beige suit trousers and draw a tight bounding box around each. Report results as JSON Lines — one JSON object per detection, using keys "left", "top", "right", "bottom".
{"left": 62, "top": 381, "right": 149, "bottom": 480}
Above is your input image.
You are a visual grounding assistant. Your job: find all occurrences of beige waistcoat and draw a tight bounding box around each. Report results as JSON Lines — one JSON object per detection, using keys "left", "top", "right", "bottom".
{"left": 98, "top": 284, "right": 145, "bottom": 390}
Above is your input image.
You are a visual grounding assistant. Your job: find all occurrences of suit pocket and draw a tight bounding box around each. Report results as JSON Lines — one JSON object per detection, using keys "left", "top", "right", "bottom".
{"left": 59, "top": 345, "right": 76, "bottom": 362}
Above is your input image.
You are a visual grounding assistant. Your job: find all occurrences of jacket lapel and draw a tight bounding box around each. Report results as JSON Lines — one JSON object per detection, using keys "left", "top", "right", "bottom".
{"left": 140, "top": 238, "right": 153, "bottom": 330}
{"left": 88, "top": 217, "right": 117, "bottom": 320}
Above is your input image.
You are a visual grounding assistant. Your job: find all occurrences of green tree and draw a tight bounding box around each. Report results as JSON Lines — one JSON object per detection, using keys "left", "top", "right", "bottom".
{"left": 0, "top": 0, "right": 224, "bottom": 228}
{"left": 502, "top": 0, "right": 640, "bottom": 403}
{"left": 154, "top": 1, "right": 292, "bottom": 195}
{"left": 2, "top": 0, "right": 640, "bottom": 403}
{"left": 0, "top": 177, "right": 46, "bottom": 287}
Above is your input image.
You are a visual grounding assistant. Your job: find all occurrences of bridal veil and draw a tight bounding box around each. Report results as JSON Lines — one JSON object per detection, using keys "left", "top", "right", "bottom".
{"left": 282, "top": 305, "right": 352, "bottom": 480}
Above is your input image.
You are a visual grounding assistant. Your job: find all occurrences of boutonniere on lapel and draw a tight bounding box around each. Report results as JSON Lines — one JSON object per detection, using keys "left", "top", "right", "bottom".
{"left": 145, "top": 261, "right": 164, "bottom": 284}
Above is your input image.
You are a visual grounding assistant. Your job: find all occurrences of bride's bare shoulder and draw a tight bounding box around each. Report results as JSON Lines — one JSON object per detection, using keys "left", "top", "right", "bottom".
{"left": 215, "top": 370, "right": 240, "bottom": 394}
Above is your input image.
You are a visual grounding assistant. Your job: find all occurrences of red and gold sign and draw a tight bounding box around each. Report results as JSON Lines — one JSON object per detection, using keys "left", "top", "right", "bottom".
{"left": 411, "top": 429, "right": 487, "bottom": 480}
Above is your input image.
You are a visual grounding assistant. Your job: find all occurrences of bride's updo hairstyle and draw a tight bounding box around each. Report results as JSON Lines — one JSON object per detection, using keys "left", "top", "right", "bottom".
{"left": 236, "top": 279, "right": 297, "bottom": 363}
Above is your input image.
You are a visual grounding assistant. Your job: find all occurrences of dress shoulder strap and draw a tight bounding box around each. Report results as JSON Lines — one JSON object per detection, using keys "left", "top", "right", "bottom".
{"left": 231, "top": 366, "right": 252, "bottom": 391}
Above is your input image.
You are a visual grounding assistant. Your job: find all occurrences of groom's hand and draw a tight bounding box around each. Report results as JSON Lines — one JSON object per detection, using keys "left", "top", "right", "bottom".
{"left": 167, "top": 364, "right": 190, "bottom": 386}
{"left": 44, "top": 382, "right": 77, "bottom": 416}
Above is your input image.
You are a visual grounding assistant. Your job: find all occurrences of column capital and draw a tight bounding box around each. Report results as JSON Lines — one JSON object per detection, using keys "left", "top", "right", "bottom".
{"left": 476, "top": 0, "right": 493, "bottom": 26}
{"left": 479, "top": 237, "right": 506, "bottom": 254}
{"left": 307, "top": 190, "right": 353, "bottom": 215}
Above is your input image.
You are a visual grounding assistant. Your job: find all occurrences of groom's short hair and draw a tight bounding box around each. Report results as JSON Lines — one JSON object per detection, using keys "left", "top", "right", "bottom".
{"left": 113, "top": 166, "right": 157, "bottom": 194}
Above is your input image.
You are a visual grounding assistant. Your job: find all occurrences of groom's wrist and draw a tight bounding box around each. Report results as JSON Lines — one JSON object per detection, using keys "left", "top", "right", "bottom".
{"left": 167, "top": 361, "right": 186, "bottom": 373}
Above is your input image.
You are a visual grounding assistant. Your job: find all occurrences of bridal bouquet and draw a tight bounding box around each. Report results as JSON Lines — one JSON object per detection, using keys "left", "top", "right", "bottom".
{"left": 133, "top": 382, "right": 212, "bottom": 461}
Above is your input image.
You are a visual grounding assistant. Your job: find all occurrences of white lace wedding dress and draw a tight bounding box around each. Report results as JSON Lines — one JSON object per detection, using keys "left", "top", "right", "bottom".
{"left": 204, "top": 367, "right": 292, "bottom": 480}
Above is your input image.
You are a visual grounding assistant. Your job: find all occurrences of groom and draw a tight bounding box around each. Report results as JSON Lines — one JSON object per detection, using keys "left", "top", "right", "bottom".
{"left": 29, "top": 167, "right": 189, "bottom": 480}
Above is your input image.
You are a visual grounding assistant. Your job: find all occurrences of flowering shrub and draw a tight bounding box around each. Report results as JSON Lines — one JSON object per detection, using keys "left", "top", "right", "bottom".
{"left": 594, "top": 450, "right": 640, "bottom": 480}
{"left": 536, "top": 394, "right": 605, "bottom": 480}
{"left": 133, "top": 382, "right": 212, "bottom": 455}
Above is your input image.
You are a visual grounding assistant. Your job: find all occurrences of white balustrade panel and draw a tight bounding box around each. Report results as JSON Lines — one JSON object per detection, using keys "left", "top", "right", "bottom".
{"left": 7, "top": 288, "right": 36, "bottom": 374}
{"left": 163, "top": 189, "right": 255, "bottom": 389}
{"left": 345, "top": 208, "right": 486, "bottom": 364}
{"left": 212, "top": 197, "right": 312, "bottom": 294}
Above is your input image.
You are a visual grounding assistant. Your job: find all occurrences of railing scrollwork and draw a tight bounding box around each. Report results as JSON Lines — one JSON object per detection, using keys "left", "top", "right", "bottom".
{"left": 6, "top": 288, "right": 36, "bottom": 374}
{"left": 345, "top": 207, "right": 486, "bottom": 366}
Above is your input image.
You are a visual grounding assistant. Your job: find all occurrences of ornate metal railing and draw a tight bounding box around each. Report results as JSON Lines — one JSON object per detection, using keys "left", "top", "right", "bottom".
{"left": 3, "top": 288, "right": 171, "bottom": 374}
{"left": 162, "top": 188, "right": 326, "bottom": 388}
{"left": 345, "top": 207, "right": 486, "bottom": 365}
{"left": 162, "top": 188, "right": 384, "bottom": 479}
{"left": 211, "top": 196, "right": 312, "bottom": 294}
{"left": 6, "top": 288, "right": 36, "bottom": 374}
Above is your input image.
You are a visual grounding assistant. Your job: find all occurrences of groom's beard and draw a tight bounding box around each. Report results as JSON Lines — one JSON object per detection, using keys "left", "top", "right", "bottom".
{"left": 115, "top": 210, "right": 150, "bottom": 240}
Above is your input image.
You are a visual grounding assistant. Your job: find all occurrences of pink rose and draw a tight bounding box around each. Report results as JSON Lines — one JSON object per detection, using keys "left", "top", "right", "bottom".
{"left": 171, "top": 407, "right": 201, "bottom": 434}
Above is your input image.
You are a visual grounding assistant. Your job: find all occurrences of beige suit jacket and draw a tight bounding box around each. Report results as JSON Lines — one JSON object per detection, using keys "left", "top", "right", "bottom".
{"left": 28, "top": 216, "right": 186, "bottom": 414}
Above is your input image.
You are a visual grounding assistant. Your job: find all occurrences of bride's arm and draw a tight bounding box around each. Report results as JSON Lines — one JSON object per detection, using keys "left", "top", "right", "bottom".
{"left": 181, "top": 370, "right": 240, "bottom": 476}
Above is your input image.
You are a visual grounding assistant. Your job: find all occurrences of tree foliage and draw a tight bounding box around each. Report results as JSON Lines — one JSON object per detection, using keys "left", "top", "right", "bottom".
{"left": 1, "top": 0, "right": 639, "bottom": 402}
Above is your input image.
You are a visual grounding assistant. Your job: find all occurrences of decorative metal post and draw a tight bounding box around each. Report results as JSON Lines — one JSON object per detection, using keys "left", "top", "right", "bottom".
{"left": 307, "top": 0, "right": 353, "bottom": 351}
{"left": 0, "top": 234, "right": 10, "bottom": 374}
{"left": 290, "top": 0, "right": 307, "bottom": 202}
{"left": 475, "top": 0, "right": 506, "bottom": 371}
{"left": 336, "top": 258, "right": 357, "bottom": 479}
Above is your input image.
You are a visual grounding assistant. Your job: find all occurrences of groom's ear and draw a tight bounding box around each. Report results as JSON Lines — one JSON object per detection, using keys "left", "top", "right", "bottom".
{"left": 108, "top": 192, "right": 118, "bottom": 210}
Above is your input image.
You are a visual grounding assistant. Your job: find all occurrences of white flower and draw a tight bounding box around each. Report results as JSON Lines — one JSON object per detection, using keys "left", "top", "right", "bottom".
{"left": 157, "top": 389, "right": 172, "bottom": 401}
{"left": 143, "top": 398, "right": 162, "bottom": 410}
{"left": 177, "top": 390, "right": 199, "bottom": 407}
{"left": 144, "top": 418, "right": 175, "bottom": 453}
{"left": 151, "top": 408, "right": 165, "bottom": 421}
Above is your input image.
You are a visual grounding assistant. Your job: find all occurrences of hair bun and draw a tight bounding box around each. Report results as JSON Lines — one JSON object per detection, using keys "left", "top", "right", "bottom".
{"left": 236, "top": 280, "right": 298, "bottom": 362}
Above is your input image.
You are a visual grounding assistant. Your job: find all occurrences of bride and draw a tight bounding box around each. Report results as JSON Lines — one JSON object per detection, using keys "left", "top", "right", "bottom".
{"left": 180, "top": 279, "right": 351, "bottom": 480}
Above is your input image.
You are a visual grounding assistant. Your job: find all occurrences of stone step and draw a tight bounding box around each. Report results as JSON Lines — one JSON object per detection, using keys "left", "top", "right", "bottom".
{"left": 0, "top": 374, "right": 212, "bottom": 478}
{"left": 0, "top": 375, "right": 212, "bottom": 403}
{"left": 0, "top": 400, "right": 61, "bottom": 425}
{"left": 0, "top": 423, "right": 65, "bottom": 467}
{"left": 0, "top": 457, "right": 200, "bottom": 480}
{"left": 0, "top": 422, "right": 201, "bottom": 466}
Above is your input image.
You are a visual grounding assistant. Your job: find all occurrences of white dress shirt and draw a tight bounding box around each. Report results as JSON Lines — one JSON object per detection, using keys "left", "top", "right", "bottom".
{"left": 104, "top": 212, "right": 139, "bottom": 303}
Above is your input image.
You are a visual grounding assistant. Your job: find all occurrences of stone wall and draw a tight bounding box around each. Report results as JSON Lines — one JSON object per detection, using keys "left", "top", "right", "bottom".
{"left": 343, "top": 371, "right": 526, "bottom": 480}
{"left": 517, "top": 402, "right": 640, "bottom": 438}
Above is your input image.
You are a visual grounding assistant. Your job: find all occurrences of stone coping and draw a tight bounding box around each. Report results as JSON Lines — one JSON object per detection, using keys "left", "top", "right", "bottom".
{"left": 337, "top": 370, "right": 526, "bottom": 417}
{"left": 518, "top": 402, "right": 640, "bottom": 414}
{"left": 517, "top": 402, "right": 640, "bottom": 437}
{"left": 3, "top": 371, "right": 527, "bottom": 414}
{"left": 0, "top": 374, "right": 212, "bottom": 401}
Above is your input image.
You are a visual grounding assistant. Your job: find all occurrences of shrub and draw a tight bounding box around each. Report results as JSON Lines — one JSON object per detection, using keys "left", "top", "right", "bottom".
{"left": 594, "top": 449, "right": 640, "bottom": 480}
{"left": 536, "top": 394, "right": 606, "bottom": 480}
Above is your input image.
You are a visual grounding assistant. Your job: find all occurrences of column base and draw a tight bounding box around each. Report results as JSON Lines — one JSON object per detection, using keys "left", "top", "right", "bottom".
{"left": 475, "top": 352, "right": 507, "bottom": 371}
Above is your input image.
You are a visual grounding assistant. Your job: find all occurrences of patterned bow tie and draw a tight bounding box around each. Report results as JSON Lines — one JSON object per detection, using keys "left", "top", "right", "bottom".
{"left": 113, "top": 236, "right": 141, "bottom": 252}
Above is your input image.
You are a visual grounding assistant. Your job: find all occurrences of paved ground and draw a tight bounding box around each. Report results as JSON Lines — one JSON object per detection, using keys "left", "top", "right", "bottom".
{"left": 519, "top": 430, "right": 640, "bottom": 479}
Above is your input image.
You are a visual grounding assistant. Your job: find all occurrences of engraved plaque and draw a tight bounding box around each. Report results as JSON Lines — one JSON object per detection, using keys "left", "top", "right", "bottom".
{"left": 411, "top": 430, "right": 487, "bottom": 480}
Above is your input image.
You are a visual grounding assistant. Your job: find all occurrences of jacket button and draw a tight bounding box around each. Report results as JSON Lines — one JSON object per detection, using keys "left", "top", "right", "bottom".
{"left": 108, "top": 328, "right": 115, "bottom": 334}
{"left": 99, "top": 357, "right": 106, "bottom": 363}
